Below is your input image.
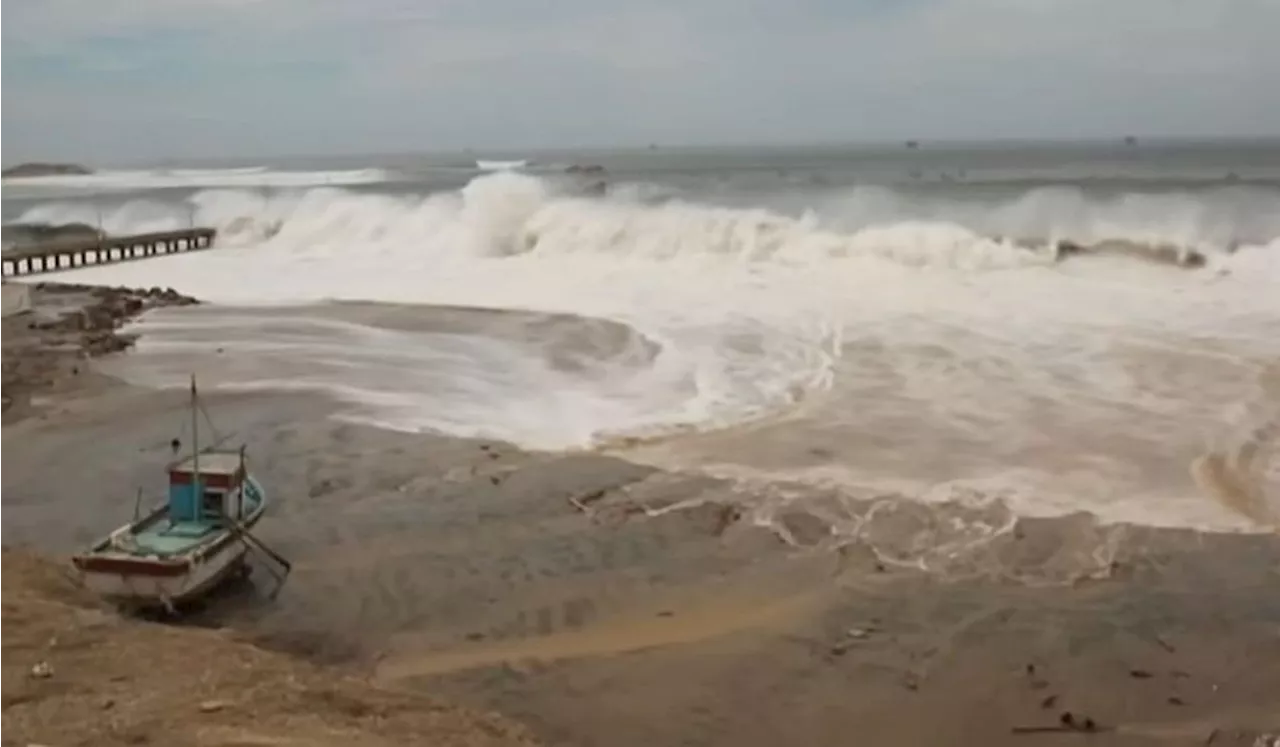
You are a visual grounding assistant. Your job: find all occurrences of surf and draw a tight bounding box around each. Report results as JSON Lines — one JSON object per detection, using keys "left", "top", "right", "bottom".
{"left": 18, "top": 171, "right": 1280, "bottom": 533}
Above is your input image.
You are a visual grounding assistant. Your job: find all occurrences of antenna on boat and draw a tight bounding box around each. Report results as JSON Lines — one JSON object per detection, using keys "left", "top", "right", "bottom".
{"left": 190, "top": 374, "right": 199, "bottom": 480}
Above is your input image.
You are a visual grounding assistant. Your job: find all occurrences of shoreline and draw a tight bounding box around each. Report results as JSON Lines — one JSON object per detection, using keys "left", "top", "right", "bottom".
{"left": 3, "top": 282, "right": 1279, "bottom": 746}
{"left": 1, "top": 280, "right": 198, "bottom": 420}
{"left": 1, "top": 281, "right": 541, "bottom": 746}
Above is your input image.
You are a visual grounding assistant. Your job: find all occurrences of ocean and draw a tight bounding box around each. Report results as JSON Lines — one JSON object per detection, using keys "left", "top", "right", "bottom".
{"left": 4, "top": 139, "right": 1279, "bottom": 536}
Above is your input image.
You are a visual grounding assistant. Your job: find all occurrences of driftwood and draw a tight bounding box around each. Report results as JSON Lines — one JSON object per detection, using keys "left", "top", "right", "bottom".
{"left": 1012, "top": 712, "right": 1110, "bottom": 736}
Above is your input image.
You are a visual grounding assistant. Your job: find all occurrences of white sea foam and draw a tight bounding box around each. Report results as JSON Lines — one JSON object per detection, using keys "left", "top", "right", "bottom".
{"left": 30, "top": 172, "right": 1280, "bottom": 531}
{"left": 475, "top": 159, "right": 529, "bottom": 172}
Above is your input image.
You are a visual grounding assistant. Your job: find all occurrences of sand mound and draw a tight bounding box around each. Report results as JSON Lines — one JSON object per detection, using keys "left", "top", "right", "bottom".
{"left": 0, "top": 548, "right": 539, "bottom": 747}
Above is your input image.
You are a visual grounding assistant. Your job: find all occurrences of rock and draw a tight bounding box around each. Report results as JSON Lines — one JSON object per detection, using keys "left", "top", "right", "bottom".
{"left": 2, "top": 162, "right": 93, "bottom": 178}
{"left": 4, "top": 283, "right": 199, "bottom": 423}
{"left": 29, "top": 661, "right": 52, "bottom": 679}
{"left": 82, "top": 330, "right": 135, "bottom": 356}
{"left": 198, "top": 699, "right": 227, "bottom": 713}
{"left": 86, "top": 305, "right": 118, "bottom": 331}
{"left": 1056, "top": 240, "right": 1088, "bottom": 258}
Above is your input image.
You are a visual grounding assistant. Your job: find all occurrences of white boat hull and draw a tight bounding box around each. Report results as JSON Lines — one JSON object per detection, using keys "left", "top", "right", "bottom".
{"left": 77, "top": 537, "right": 251, "bottom": 607}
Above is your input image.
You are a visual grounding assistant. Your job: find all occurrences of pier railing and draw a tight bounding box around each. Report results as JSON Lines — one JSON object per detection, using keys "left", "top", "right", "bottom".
{"left": 1, "top": 228, "right": 216, "bottom": 277}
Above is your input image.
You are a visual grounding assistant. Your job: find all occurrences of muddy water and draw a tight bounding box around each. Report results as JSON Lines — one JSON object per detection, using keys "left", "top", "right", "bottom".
{"left": 4, "top": 382, "right": 1280, "bottom": 746}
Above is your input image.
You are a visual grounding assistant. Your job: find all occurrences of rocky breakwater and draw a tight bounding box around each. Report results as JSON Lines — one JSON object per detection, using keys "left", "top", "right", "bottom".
{"left": 1, "top": 282, "right": 199, "bottom": 418}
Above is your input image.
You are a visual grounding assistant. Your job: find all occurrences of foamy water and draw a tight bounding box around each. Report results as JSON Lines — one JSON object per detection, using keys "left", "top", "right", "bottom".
{"left": 17, "top": 153, "right": 1280, "bottom": 534}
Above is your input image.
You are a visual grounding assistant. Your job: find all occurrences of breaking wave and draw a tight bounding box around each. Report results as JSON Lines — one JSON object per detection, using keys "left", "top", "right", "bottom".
{"left": 12, "top": 173, "right": 1280, "bottom": 274}
{"left": 20, "top": 171, "right": 1280, "bottom": 532}
{"left": 476, "top": 159, "right": 529, "bottom": 171}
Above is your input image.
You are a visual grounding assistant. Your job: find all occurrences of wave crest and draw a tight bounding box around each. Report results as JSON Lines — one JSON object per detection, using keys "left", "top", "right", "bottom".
{"left": 18, "top": 172, "right": 1277, "bottom": 274}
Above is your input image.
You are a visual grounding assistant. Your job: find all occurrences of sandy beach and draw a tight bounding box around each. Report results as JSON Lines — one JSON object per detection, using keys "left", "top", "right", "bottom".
{"left": 7, "top": 0, "right": 1280, "bottom": 734}
{"left": 3, "top": 283, "right": 1278, "bottom": 747}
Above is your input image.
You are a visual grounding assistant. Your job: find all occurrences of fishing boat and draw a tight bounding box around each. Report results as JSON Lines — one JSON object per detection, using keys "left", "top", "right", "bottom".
{"left": 71, "top": 377, "right": 290, "bottom": 612}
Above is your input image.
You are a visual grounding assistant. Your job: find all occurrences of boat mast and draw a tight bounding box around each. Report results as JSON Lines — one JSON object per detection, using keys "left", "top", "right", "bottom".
{"left": 191, "top": 375, "right": 200, "bottom": 511}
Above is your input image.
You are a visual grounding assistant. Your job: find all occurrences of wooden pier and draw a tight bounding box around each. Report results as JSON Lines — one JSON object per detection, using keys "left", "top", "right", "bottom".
{"left": 1, "top": 228, "right": 216, "bottom": 278}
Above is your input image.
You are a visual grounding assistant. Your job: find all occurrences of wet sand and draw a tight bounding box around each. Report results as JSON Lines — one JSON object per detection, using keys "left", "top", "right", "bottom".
{"left": 3, "top": 292, "right": 1280, "bottom": 746}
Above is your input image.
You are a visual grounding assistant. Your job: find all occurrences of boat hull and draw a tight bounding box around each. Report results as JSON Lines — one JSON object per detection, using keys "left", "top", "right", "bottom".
{"left": 74, "top": 534, "right": 252, "bottom": 608}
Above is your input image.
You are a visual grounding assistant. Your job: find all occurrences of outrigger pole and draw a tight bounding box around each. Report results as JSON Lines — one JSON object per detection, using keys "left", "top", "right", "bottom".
{"left": 228, "top": 445, "right": 293, "bottom": 599}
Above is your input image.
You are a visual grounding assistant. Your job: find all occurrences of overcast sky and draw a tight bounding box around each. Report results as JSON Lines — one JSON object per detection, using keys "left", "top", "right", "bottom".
{"left": 4, "top": 0, "right": 1279, "bottom": 163}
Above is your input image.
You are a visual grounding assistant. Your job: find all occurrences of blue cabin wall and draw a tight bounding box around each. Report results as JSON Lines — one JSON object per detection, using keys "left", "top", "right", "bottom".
{"left": 167, "top": 480, "right": 203, "bottom": 522}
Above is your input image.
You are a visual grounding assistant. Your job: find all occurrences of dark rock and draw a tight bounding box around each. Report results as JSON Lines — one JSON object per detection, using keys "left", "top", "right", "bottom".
{"left": 4, "top": 282, "right": 200, "bottom": 423}
{"left": 82, "top": 330, "right": 134, "bottom": 356}
{"left": 2, "top": 162, "right": 93, "bottom": 178}
{"left": 1056, "top": 240, "right": 1087, "bottom": 258}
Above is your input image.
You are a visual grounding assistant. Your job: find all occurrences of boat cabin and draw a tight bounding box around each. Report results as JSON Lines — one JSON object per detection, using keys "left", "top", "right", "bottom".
{"left": 167, "top": 451, "right": 249, "bottom": 528}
